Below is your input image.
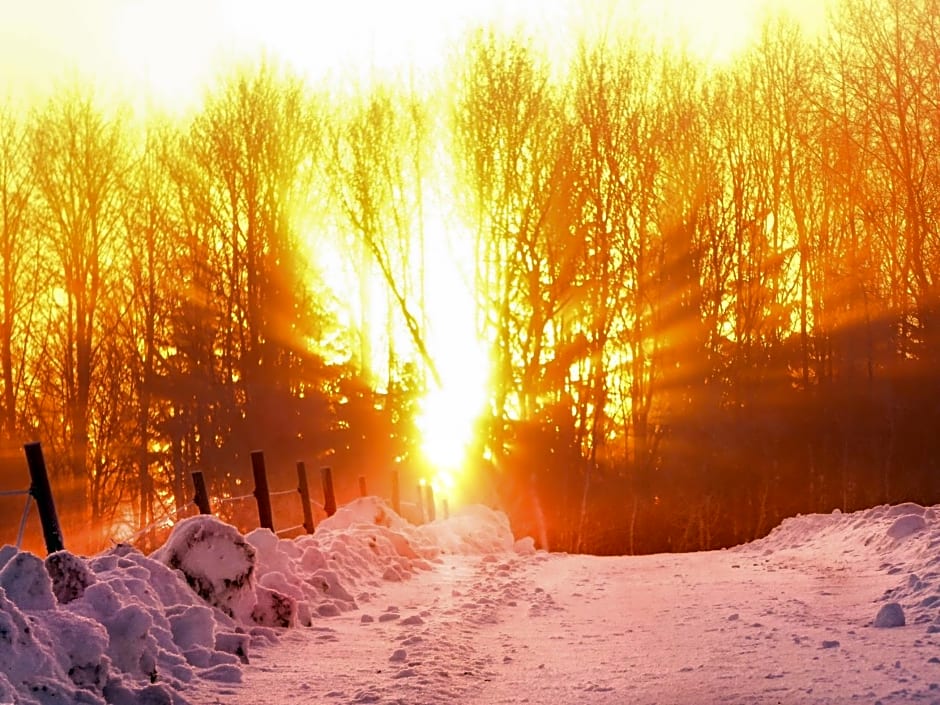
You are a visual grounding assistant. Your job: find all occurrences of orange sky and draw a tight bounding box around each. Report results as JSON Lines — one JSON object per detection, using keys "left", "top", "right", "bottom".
{"left": 0, "top": 0, "right": 827, "bottom": 111}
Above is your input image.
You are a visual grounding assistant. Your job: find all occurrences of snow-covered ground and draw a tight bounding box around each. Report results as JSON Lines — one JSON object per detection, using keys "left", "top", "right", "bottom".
{"left": 3, "top": 499, "right": 940, "bottom": 704}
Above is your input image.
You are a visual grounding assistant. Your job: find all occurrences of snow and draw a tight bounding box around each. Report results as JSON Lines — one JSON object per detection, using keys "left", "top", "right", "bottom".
{"left": 2, "top": 498, "right": 940, "bottom": 704}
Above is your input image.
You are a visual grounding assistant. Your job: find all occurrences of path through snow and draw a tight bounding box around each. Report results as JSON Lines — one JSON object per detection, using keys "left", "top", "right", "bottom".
{"left": 190, "top": 535, "right": 940, "bottom": 705}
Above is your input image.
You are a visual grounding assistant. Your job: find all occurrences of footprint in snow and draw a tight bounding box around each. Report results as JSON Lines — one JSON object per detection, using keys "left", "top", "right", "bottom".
{"left": 583, "top": 683, "right": 614, "bottom": 692}
{"left": 392, "top": 667, "right": 418, "bottom": 679}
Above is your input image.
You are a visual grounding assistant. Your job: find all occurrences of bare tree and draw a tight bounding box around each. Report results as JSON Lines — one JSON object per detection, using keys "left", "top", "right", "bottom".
{"left": 119, "top": 116, "right": 182, "bottom": 530}
{"left": 29, "top": 86, "right": 132, "bottom": 531}
{"left": 179, "top": 60, "right": 333, "bottom": 492}
{"left": 451, "top": 29, "right": 574, "bottom": 429}
{"left": 0, "top": 103, "right": 43, "bottom": 445}
{"left": 830, "top": 0, "right": 940, "bottom": 362}
{"left": 326, "top": 79, "right": 439, "bottom": 393}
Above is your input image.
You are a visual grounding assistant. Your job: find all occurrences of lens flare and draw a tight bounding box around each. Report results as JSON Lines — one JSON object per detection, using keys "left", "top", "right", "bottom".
{"left": 415, "top": 210, "right": 490, "bottom": 503}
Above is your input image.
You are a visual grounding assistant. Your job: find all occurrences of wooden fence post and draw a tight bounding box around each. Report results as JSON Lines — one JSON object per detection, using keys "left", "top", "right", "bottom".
{"left": 23, "top": 442, "right": 65, "bottom": 554}
{"left": 426, "top": 483, "right": 437, "bottom": 522}
{"left": 297, "top": 461, "right": 315, "bottom": 534}
{"left": 251, "top": 450, "right": 275, "bottom": 531}
{"left": 391, "top": 470, "right": 401, "bottom": 515}
{"left": 191, "top": 471, "right": 212, "bottom": 514}
{"left": 321, "top": 466, "right": 337, "bottom": 517}
{"left": 358, "top": 475, "right": 368, "bottom": 498}
{"left": 417, "top": 482, "right": 426, "bottom": 523}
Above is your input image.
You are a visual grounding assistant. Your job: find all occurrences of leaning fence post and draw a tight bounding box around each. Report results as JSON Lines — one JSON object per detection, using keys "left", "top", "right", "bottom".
{"left": 191, "top": 471, "right": 212, "bottom": 514}
{"left": 251, "top": 450, "right": 274, "bottom": 531}
{"left": 321, "top": 466, "right": 337, "bottom": 517}
{"left": 297, "top": 461, "right": 315, "bottom": 534}
{"left": 358, "top": 475, "right": 368, "bottom": 498}
{"left": 23, "top": 442, "right": 65, "bottom": 554}
{"left": 390, "top": 470, "right": 401, "bottom": 515}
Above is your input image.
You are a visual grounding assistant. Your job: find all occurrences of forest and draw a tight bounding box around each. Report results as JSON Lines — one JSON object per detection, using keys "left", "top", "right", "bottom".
{"left": 1, "top": 0, "right": 939, "bottom": 556}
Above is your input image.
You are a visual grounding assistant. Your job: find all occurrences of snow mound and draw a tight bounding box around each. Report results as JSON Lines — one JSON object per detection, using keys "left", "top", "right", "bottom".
{"left": 152, "top": 516, "right": 259, "bottom": 623}
{"left": 873, "top": 602, "right": 906, "bottom": 628}
{"left": 744, "top": 502, "right": 933, "bottom": 558}
{"left": 742, "top": 502, "right": 940, "bottom": 632}
{"left": 0, "top": 544, "right": 221, "bottom": 705}
{"left": 416, "top": 503, "right": 517, "bottom": 555}
{"left": 886, "top": 513, "right": 926, "bottom": 540}
{"left": 317, "top": 496, "right": 413, "bottom": 533}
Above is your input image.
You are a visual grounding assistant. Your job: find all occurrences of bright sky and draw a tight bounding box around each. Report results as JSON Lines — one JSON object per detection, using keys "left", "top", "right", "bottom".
{"left": 0, "top": 0, "right": 827, "bottom": 110}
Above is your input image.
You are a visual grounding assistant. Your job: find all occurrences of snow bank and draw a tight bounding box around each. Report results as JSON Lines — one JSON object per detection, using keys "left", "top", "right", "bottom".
{"left": 0, "top": 499, "right": 524, "bottom": 704}
{"left": 749, "top": 502, "right": 934, "bottom": 556}
{"left": 740, "top": 501, "right": 940, "bottom": 629}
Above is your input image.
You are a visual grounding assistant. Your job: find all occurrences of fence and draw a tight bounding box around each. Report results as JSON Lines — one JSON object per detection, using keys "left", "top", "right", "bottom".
{"left": 208, "top": 451, "right": 322, "bottom": 539}
{"left": 0, "top": 442, "right": 65, "bottom": 554}
{"left": 4, "top": 442, "right": 445, "bottom": 556}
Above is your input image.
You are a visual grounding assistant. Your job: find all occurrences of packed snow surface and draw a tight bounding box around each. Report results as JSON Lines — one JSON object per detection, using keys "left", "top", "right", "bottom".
{"left": 3, "top": 498, "right": 940, "bottom": 704}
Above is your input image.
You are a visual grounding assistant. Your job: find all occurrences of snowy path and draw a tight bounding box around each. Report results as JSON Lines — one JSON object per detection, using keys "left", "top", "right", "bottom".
{"left": 190, "top": 544, "right": 940, "bottom": 705}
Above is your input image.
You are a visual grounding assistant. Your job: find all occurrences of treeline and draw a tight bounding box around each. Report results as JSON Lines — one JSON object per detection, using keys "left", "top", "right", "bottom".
{"left": 469, "top": 0, "right": 940, "bottom": 553}
{"left": 0, "top": 67, "right": 426, "bottom": 552}
{"left": 3, "top": 0, "right": 940, "bottom": 555}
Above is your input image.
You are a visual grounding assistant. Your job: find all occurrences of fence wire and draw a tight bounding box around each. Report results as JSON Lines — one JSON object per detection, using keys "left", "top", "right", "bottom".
{"left": 0, "top": 487, "right": 29, "bottom": 497}
{"left": 269, "top": 488, "right": 299, "bottom": 499}
{"left": 218, "top": 492, "right": 255, "bottom": 505}
{"left": 124, "top": 501, "right": 198, "bottom": 546}
{"left": 275, "top": 523, "right": 305, "bottom": 536}
{"left": 15, "top": 494, "right": 32, "bottom": 549}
